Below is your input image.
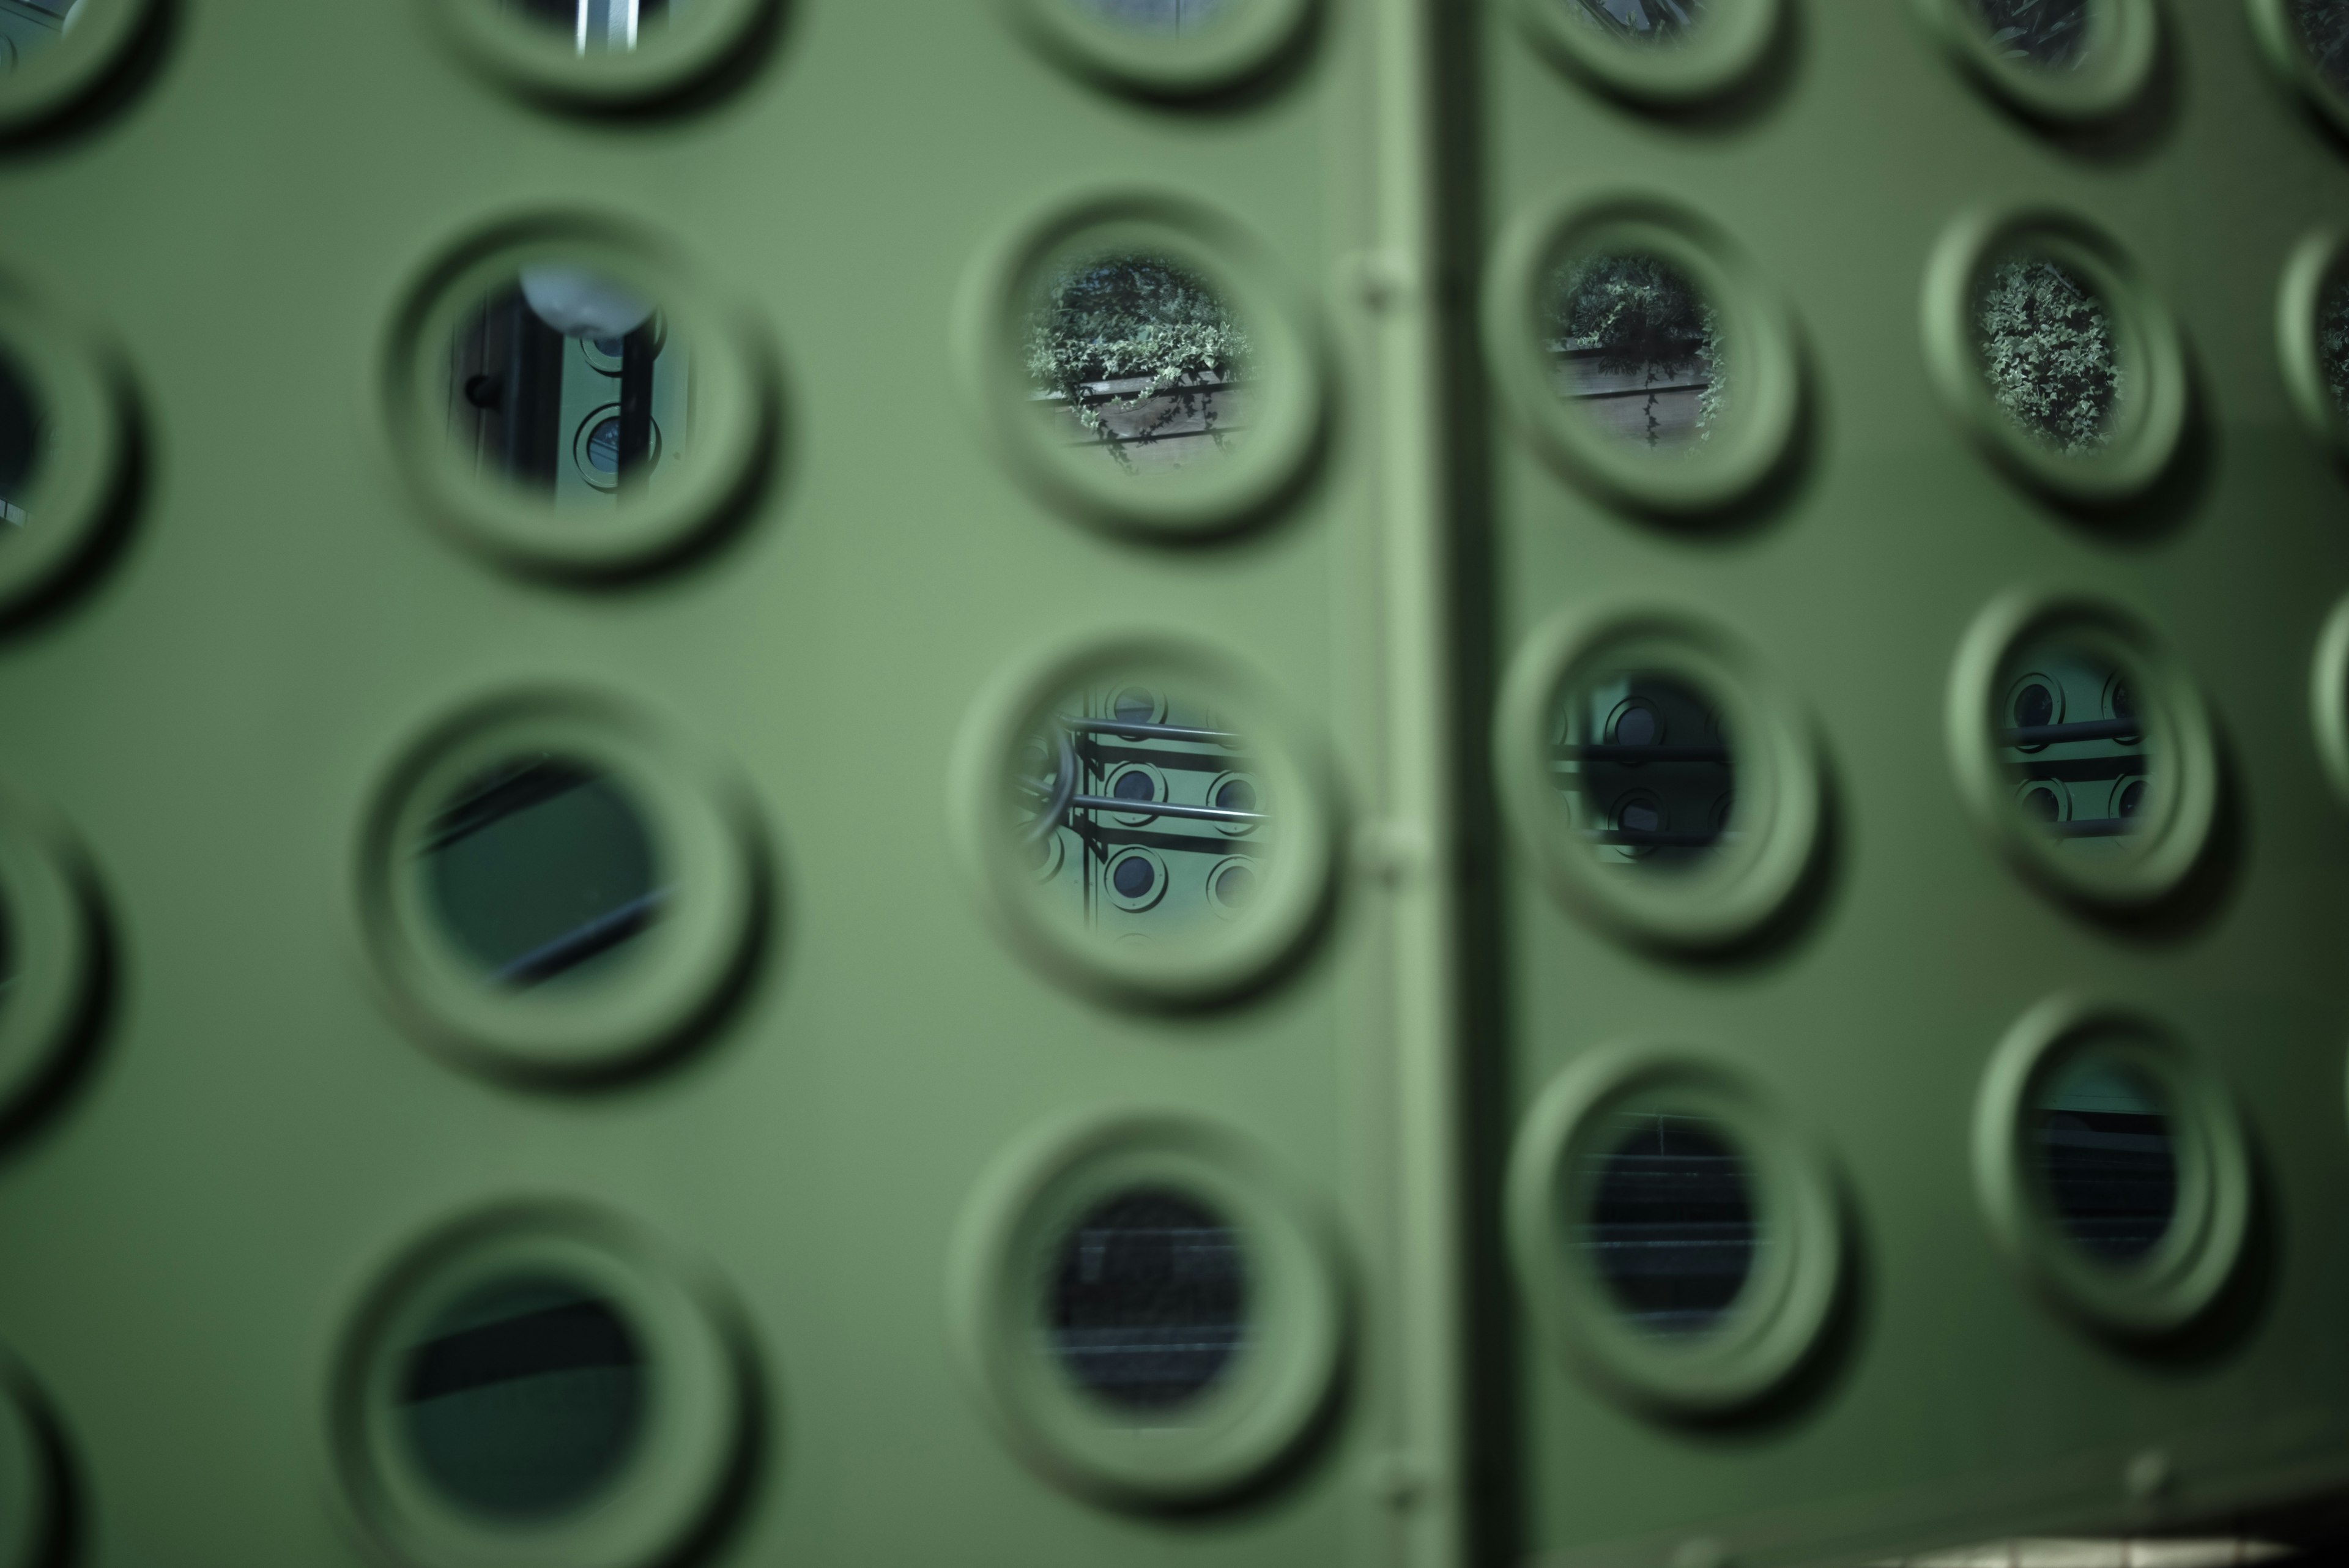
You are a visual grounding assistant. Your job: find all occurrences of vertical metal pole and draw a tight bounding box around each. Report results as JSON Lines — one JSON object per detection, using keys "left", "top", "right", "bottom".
{"left": 617, "top": 323, "right": 656, "bottom": 495}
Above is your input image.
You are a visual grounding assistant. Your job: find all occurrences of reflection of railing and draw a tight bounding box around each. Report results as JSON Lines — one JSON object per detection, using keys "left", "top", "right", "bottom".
{"left": 1071, "top": 795, "right": 1263, "bottom": 825}
{"left": 1554, "top": 743, "right": 1729, "bottom": 764}
{"left": 1018, "top": 716, "right": 1261, "bottom": 854}
{"left": 1579, "top": 829, "right": 1732, "bottom": 848}
{"left": 497, "top": 886, "right": 673, "bottom": 989}
{"left": 2002, "top": 719, "right": 2140, "bottom": 746}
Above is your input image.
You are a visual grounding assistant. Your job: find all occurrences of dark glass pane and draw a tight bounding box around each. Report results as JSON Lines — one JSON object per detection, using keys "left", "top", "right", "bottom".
{"left": 1551, "top": 671, "right": 1736, "bottom": 874}
{"left": 1111, "top": 853, "right": 1156, "bottom": 899}
{"left": 1575, "top": 1114, "right": 1757, "bottom": 1336}
{"left": 1048, "top": 1187, "right": 1249, "bottom": 1412}
{"left": 1975, "top": 252, "right": 2122, "bottom": 455}
{"left": 1214, "top": 862, "right": 1256, "bottom": 907}
{"left": 423, "top": 756, "right": 664, "bottom": 988}
{"left": 399, "top": 1277, "right": 647, "bottom": 1520}
{"left": 1215, "top": 778, "right": 1257, "bottom": 814}
{"left": 2033, "top": 1057, "right": 2178, "bottom": 1265}
{"left": 1961, "top": 0, "right": 2090, "bottom": 69}
{"left": 1545, "top": 253, "right": 1723, "bottom": 453}
{"left": 1113, "top": 768, "right": 1156, "bottom": 803}
{"left": 0, "top": 347, "right": 44, "bottom": 528}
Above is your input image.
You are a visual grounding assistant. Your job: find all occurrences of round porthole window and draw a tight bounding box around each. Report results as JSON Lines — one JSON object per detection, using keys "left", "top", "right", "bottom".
{"left": 1006, "top": 0, "right": 1316, "bottom": 97}
{"left": 1923, "top": 210, "right": 2187, "bottom": 507}
{"left": 333, "top": 1204, "right": 755, "bottom": 1568}
{"left": 0, "top": 782, "right": 104, "bottom": 1146}
{"left": 1948, "top": 592, "right": 2216, "bottom": 911}
{"left": 0, "top": 275, "right": 134, "bottom": 628}
{"left": 1973, "top": 998, "right": 2249, "bottom": 1337}
{"left": 952, "top": 634, "right": 1335, "bottom": 1008}
{"left": 1496, "top": 606, "right": 1822, "bottom": 953}
{"left": 0, "top": 0, "right": 157, "bottom": 141}
{"left": 420, "top": 0, "right": 779, "bottom": 110}
{"left": 1917, "top": 0, "right": 2156, "bottom": 123}
{"left": 960, "top": 193, "right": 1326, "bottom": 541}
{"left": 2249, "top": 0, "right": 2349, "bottom": 144}
{"left": 385, "top": 218, "right": 776, "bottom": 582}
{"left": 1507, "top": 1043, "right": 1842, "bottom": 1416}
{"left": 1485, "top": 196, "right": 1802, "bottom": 519}
{"left": 948, "top": 1112, "right": 1345, "bottom": 1508}
{"left": 1512, "top": 0, "right": 1784, "bottom": 108}
{"left": 356, "top": 688, "right": 765, "bottom": 1084}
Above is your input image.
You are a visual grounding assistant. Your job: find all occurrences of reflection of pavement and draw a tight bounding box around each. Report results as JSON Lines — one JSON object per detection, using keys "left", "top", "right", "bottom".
{"left": 1036, "top": 376, "right": 1256, "bottom": 476}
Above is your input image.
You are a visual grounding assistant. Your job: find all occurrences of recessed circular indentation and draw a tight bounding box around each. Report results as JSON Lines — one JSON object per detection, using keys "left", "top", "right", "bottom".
{"left": 2306, "top": 592, "right": 2349, "bottom": 809}
{"left": 333, "top": 1203, "right": 754, "bottom": 1568}
{"left": 385, "top": 218, "right": 776, "bottom": 582}
{"left": 1006, "top": 0, "right": 1315, "bottom": 98}
{"left": 1508, "top": 1043, "right": 1842, "bottom": 1416}
{"left": 1513, "top": 0, "right": 1784, "bottom": 107}
{"left": 1973, "top": 998, "right": 2249, "bottom": 1337}
{"left": 1486, "top": 196, "right": 1801, "bottom": 519}
{"left": 0, "top": 781, "right": 103, "bottom": 1145}
{"left": 952, "top": 634, "right": 1335, "bottom": 1008}
{"left": 0, "top": 275, "right": 134, "bottom": 628}
{"left": 1917, "top": 0, "right": 2156, "bottom": 122}
{"left": 1923, "top": 210, "right": 2186, "bottom": 505}
{"left": 356, "top": 688, "right": 764, "bottom": 1083}
{"left": 420, "top": 0, "right": 777, "bottom": 110}
{"left": 1496, "top": 606, "right": 1821, "bottom": 952}
{"left": 2274, "top": 228, "right": 2349, "bottom": 461}
{"left": 0, "top": 0, "right": 157, "bottom": 140}
{"left": 1948, "top": 592, "right": 2215, "bottom": 910}
{"left": 948, "top": 1112, "right": 1344, "bottom": 1507}
{"left": 960, "top": 193, "right": 1325, "bottom": 540}
{"left": 2249, "top": 0, "right": 2349, "bottom": 143}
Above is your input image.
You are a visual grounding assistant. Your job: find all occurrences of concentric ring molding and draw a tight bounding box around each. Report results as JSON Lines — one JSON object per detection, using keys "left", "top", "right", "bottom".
{"left": 946, "top": 1110, "right": 1347, "bottom": 1508}
{"left": 1946, "top": 590, "right": 2216, "bottom": 912}
{"left": 0, "top": 781, "right": 107, "bottom": 1143}
{"left": 383, "top": 214, "right": 779, "bottom": 582}
{"left": 1923, "top": 208, "right": 2188, "bottom": 507}
{"left": 0, "top": 0, "right": 157, "bottom": 140}
{"left": 419, "top": 0, "right": 779, "bottom": 109}
{"left": 355, "top": 687, "right": 767, "bottom": 1084}
{"left": 2277, "top": 228, "right": 2349, "bottom": 459}
{"left": 332, "top": 1202, "right": 758, "bottom": 1568}
{"left": 2248, "top": 0, "right": 2349, "bottom": 143}
{"left": 956, "top": 189, "right": 1328, "bottom": 541}
{"left": 1484, "top": 193, "right": 1802, "bottom": 519}
{"left": 1507, "top": 1042, "right": 1844, "bottom": 1417}
{"left": 0, "top": 273, "right": 136, "bottom": 628}
{"left": 1005, "top": 0, "right": 1318, "bottom": 98}
{"left": 2310, "top": 593, "right": 2349, "bottom": 808}
{"left": 1913, "top": 0, "right": 2158, "bottom": 124}
{"left": 1494, "top": 604, "right": 1822, "bottom": 953}
{"left": 1973, "top": 996, "right": 2249, "bottom": 1339}
{"left": 949, "top": 631, "right": 1338, "bottom": 1009}
{"left": 1512, "top": 0, "right": 1783, "bottom": 108}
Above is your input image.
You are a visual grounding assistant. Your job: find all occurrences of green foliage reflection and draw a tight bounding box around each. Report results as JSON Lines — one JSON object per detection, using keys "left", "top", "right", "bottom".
{"left": 1962, "top": 0, "right": 2089, "bottom": 70}
{"left": 1975, "top": 255, "right": 2121, "bottom": 456}
{"left": 1546, "top": 253, "right": 1723, "bottom": 448}
{"left": 1025, "top": 255, "right": 1250, "bottom": 470}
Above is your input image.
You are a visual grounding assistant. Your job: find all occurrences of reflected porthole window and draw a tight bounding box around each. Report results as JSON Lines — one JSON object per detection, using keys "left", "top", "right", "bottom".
{"left": 402, "top": 1274, "right": 648, "bottom": 1520}
{"left": 1992, "top": 636, "right": 2157, "bottom": 861}
{"left": 1959, "top": 0, "right": 2089, "bottom": 70}
{"left": 1545, "top": 251, "right": 1723, "bottom": 458}
{"left": 421, "top": 756, "right": 667, "bottom": 992}
{"left": 1575, "top": 1111, "right": 1757, "bottom": 1336}
{"left": 1974, "top": 247, "right": 2123, "bottom": 457}
{"left": 1550, "top": 669, "right": 1737, "bottom": 875}
{"left": 2030, "top": 1053, "right": 2177, "bottom": 1266}
{"left": 1023, "top": 251, "right": 1255, "bottom": 483}
{"left": 0, "top": 347, "right": 45, "bottom": 532}
{"left": 495, "top": 0, "right": 697, "bottom": 53}
{"left": 1048, "top": 1187, "right": 1250, "bottom": 1413}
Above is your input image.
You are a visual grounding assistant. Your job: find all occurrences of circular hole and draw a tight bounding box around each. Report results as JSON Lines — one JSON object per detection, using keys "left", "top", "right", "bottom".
{"left": 1574, "top": 1112, "right": 1757, "bottom": 1336}
{"left": 2031, "top": 1053, "right": 2178, "bottom": 1266}
{"left": 1551, "top": 668, "right": 1737, "bottom": 874}
{"left": 1545, "top": 250, "right": 1724, "bottom": 458}
{"left": 1973, "top": 247, "right": 2126, "bottom": 457}
{"left": 1008, "top": 677, "right": 1280, "bottom": 944}
{"left": 1071, "top": 0, "right": 1234, "bottom": 32}
{"left": 399, "top": 1274, "right": 648, "bottom": 1520}
{"left": 1023, "top": 250, "right": 1255, "bottom": 483}
{"left": 2287, "top": 0, "right": 2349, "bottom": 97}
{"left": 1563, "top": 0, "right": 1712, "bottom": 45}
{"left": 443, "top": 262, "right": 695, "bottom": 511}
{"left": 1048, "top": 1186, "right": 1250, "bottom": 1413}
{"left": 497, "top": 0, "right": 698, "bottom": 52}
{"left": 422, "top": 756, "right": 666, "bottom": 989}
{"left": 0, "top": 1, "right": 82, "bottom": 77}
{"left": 1992, "top": 636, "right": 2159, "bottom": 860}
{"left": 0, "top": 345, "right": 44, "bottom": 530}
{"left": 1959, "top": 0, "right": 2090, "bottom": 70}
{"left": 1211, "top": 858, "right": 1256, "bottom": 908}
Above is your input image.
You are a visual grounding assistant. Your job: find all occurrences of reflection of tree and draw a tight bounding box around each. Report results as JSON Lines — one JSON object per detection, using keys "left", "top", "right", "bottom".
{"left": 1548, "top": 254, "right": 1723, "bottom": 447}
{"left": 2293, "top": 0, "right": 2349, "bottom": 86}
{"left": 1975, "top": 256, "right": 2120, "bottom": 455}
{"left": 1025, "top": 258, "right": 1249, "bottom": 469}
{"left": 1570, "top": 0, "right": 1704, "bottom": 43}
{"left": 2320, "top": 275, "right": 2349, "bottom": 415}
{"left": 1964, "top": 0, "right": 2089, "bottom": 68}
